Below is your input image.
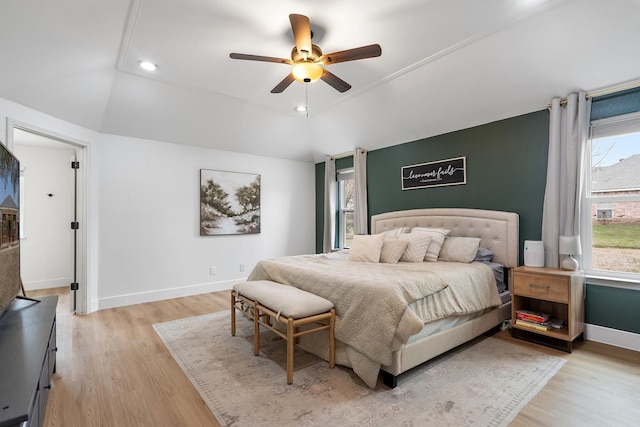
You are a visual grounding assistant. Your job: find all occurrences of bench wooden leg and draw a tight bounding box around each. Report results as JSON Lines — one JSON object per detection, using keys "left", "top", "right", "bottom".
{"left": 230, "top": 290, "right": 236, "bottom": 336}
{"left": 329, "top": 308, "right": 335, "bottom": 369}
{"left": 253, "top": 300, "right": 260, "bottom": 356}
{"left": 286, "top": 317, "right": 294, "bottom": 384}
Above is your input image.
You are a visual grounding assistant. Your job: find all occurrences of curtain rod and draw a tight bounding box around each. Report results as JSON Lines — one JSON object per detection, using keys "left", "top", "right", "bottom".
{"left": 588, "top": 80, "right": 640, "bottom": 99}
{"left": 548, "top": 80, "right": 640, "bottom": 108}
{"left": 329, "top": 148, "right": 366, "bottom": 160}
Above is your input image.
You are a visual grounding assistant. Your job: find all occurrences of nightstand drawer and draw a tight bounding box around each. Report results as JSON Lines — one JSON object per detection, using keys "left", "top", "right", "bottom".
{"left": 513, "top": 273, "right": 569, "bottom": 302}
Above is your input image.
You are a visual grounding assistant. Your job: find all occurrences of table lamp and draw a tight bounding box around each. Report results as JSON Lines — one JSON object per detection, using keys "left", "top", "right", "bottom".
{"left": 559, "top": 235, "right": 581, "bottom": 270}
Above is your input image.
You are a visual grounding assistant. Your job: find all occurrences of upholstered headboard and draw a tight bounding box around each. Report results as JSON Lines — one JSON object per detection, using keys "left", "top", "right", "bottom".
{"left": 370, "top": 208, "right": 519, "bottom": 268}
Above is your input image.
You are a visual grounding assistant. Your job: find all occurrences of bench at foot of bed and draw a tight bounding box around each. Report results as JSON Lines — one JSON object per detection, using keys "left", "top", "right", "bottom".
{"left": 231, "top": 280, "right": 336, "bottom": 384}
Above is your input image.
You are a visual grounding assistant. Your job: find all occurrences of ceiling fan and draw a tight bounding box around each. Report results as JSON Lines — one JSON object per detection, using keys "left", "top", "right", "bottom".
{"left": 229, "top": 14, "right": 382, "bottom": 93}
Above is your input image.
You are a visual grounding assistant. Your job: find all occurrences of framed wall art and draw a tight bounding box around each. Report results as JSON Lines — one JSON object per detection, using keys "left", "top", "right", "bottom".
{"left": 200, "top": 169, "right": 261, "bottom": 235}
{"left": 401, "top": 156, "right": 466, "bottom": 190}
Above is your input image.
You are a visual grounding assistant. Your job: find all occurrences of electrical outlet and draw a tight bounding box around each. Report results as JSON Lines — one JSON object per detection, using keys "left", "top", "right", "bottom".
{"left": 239, "top": 263, "right": 245, "bottom": 272}
{"left": 210, "top": 266, "right": 217, "bottom": 275}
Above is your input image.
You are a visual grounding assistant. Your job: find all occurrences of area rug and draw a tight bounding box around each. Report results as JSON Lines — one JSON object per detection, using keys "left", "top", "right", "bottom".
{"left": 153, "top": 311, "right": 565, "bottom": 427}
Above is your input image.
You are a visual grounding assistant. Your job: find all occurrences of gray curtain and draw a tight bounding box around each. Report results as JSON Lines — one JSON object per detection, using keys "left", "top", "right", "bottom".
{"left": 323, "top": 156, "right": 336, "bottom": 253}
{"left": 541, "top": 92, "right": 591, "bottom": 267}
{"left": 354, "top": 148, "right": 368, "bottom": 235}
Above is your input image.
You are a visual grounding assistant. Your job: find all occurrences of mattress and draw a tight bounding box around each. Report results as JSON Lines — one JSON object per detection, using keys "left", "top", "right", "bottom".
{"left": 407, "top": 290, "right": 510, "bottom": 343}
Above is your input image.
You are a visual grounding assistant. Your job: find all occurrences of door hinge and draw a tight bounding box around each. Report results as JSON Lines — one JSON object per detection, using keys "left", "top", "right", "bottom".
{"left": 71, "top": 221, "right": 79, "bottom": 230}
{"left": 70, "top": 282, "right": 79, "bottom": 291}
{"left": 71, "top": 161, "right": 80, "bottom": 169}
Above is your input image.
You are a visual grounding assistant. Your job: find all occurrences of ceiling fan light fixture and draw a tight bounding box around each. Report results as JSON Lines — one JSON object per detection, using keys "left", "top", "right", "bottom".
{"left": 229, "top": 14, "right": 381, "bottom": 93}
{"left": 291, "top": 61, "right": 322, "bottom": 84}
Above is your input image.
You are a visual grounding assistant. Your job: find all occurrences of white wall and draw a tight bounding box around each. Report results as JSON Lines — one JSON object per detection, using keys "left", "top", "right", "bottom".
{"left": 96, "top": 135, "right": 315, "bottom": 308}
{"left": 13, "top": 144, "right": 75, "bottom": 290}
{"left": 0, "top": 97, "right": 316, "bottom": 312}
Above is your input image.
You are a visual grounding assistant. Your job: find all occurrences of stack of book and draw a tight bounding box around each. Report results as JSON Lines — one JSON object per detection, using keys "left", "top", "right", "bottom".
{"left": 515, "top": 309, "right": 551, "bottom": 331}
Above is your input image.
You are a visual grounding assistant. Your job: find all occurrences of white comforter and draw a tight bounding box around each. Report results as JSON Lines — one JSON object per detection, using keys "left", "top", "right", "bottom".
{"left": 247, "top": 254, "right": 502, "bottom": 388}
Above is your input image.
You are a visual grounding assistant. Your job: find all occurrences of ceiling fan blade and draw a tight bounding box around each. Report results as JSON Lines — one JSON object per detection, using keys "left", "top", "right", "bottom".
{"left": 320, "top": 69, "right": 351, "bottom": 93}
{"left": 230, "top": 53, "right": 292, "bottom": 64}
{"left": 320, "top": 44, "right": 382, "bottom": 65}
{"left": 289, "top": 14, "right": 312, "bottom": 58}
{"left": 271, "top": 73, "right": 295, "bottom": 93}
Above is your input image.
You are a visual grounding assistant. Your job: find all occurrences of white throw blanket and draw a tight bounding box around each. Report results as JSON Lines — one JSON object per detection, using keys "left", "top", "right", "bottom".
{"left": 247, "top": 254, "right": 501, "bottom": 388}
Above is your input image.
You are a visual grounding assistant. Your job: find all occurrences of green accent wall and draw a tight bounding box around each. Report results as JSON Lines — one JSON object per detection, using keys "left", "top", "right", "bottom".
{"left": 365, "top": 110, "right": 550, "bottom": 265}
{"left": 586, "top": 284, "right": 640, "bottom": 334}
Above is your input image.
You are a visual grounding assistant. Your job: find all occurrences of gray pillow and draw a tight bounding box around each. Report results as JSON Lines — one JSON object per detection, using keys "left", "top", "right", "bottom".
{"left": 474, "top": 247, "right": 494, "bottom": 262}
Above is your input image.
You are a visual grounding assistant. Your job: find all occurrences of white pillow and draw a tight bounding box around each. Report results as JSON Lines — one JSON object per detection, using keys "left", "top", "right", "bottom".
{"left": 410, "top": 227, "right": 450, "bottom": 262}
{"left": 379, "top": 238, "right": 410, "bottom": 264}
{"left": 378, "top": 227, "right": 409, "bottom": 238}
{"left": 399, "top": 234, "right": 432, "bottom": 263}
{"left": 438, "top": 237, "right": 482, "bottom": 263}
{"left": 348, "top": 234, "right": 385, "bottom": 262}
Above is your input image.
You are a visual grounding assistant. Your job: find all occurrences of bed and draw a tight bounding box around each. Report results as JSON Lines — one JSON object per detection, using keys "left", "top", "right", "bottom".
{"left": 247, "top": 208, "right": 519, "bottom": 388}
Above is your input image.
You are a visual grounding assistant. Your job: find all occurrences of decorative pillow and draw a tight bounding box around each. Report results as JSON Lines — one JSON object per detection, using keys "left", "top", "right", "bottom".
{"left": 377, "top": 227, "right": 409, "bottom": 238}
{"left": 474, "top": 247, "right": 494, "bottom": 262}
{"left": 438, "top": 237, "right": 482, "bottom": 263}
{"left": 410, "top": 227, "right": 450, "bottom": 262}
{"left": 379, "top": 238, "right": 410, "bottom": 264}
{"left": 399, "top": 234, "right": 432, "bottom": 263}
{"left": 348, "top": 234, "right": 385, "bottom": 262}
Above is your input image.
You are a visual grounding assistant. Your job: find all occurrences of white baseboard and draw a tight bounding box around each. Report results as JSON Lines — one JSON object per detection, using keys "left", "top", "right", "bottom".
{"left": 585, "top": 323, "right": 640, "bottom": 352}
{"left": 23, "top": 277, "right": 71, "bottom": 291}
{"left": 97, "top": 279, "right": 244, "bottom": 310}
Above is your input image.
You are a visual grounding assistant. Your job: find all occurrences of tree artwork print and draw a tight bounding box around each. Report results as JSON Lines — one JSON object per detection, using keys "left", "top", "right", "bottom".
{"left": 200, "top": 169, "right": 260, "bottom": 235}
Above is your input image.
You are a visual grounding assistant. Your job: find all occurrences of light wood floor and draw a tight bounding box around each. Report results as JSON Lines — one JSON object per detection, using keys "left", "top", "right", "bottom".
{"left": 28, "top": 288, "right": 640, "bottom": 427}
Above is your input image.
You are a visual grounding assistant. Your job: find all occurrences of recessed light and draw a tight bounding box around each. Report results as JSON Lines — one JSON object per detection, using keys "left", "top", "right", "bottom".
{"left": 139, "top": 61, "right": 158, "bottom": 71}
{"left": 295, "top": 106, "right": 307, "bottom": 113}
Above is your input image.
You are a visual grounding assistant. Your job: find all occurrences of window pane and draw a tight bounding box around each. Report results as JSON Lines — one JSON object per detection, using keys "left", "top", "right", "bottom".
{"left": 344, "top": 211, "right": 355, "bottom": 248}
{"left": 343, "top": 179, "right": 354, "bottom": 209}
{"left": 590, "top": 201, "right": 640, "bottom": 273}
{"left": 591, "top": 132, "right": 640, "bottom": 174}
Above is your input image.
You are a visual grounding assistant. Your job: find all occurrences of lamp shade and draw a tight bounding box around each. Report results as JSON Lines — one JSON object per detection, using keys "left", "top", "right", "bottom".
{"left": 559, "top": 235, "right": 582, "bottom": 255}
{"left": 291, "top": 61, "right": 323, "bottom": 83}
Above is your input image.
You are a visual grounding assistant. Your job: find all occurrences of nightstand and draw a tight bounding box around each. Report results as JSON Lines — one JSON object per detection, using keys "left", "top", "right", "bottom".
{"left": 510, "top": 266, "right": 585, "bottom": 352}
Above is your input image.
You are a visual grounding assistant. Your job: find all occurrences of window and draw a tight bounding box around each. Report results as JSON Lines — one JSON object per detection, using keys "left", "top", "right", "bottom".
{"left": 584, "top": 111, "right": 640, "bottom": 280}
{"left": 337, "top": 169, "right": 354, "bottom": 249}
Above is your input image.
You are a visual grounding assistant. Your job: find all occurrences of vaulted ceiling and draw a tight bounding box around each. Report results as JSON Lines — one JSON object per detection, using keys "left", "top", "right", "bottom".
{"left": 2, "top": 0, "right": 640, "bottom": 162}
